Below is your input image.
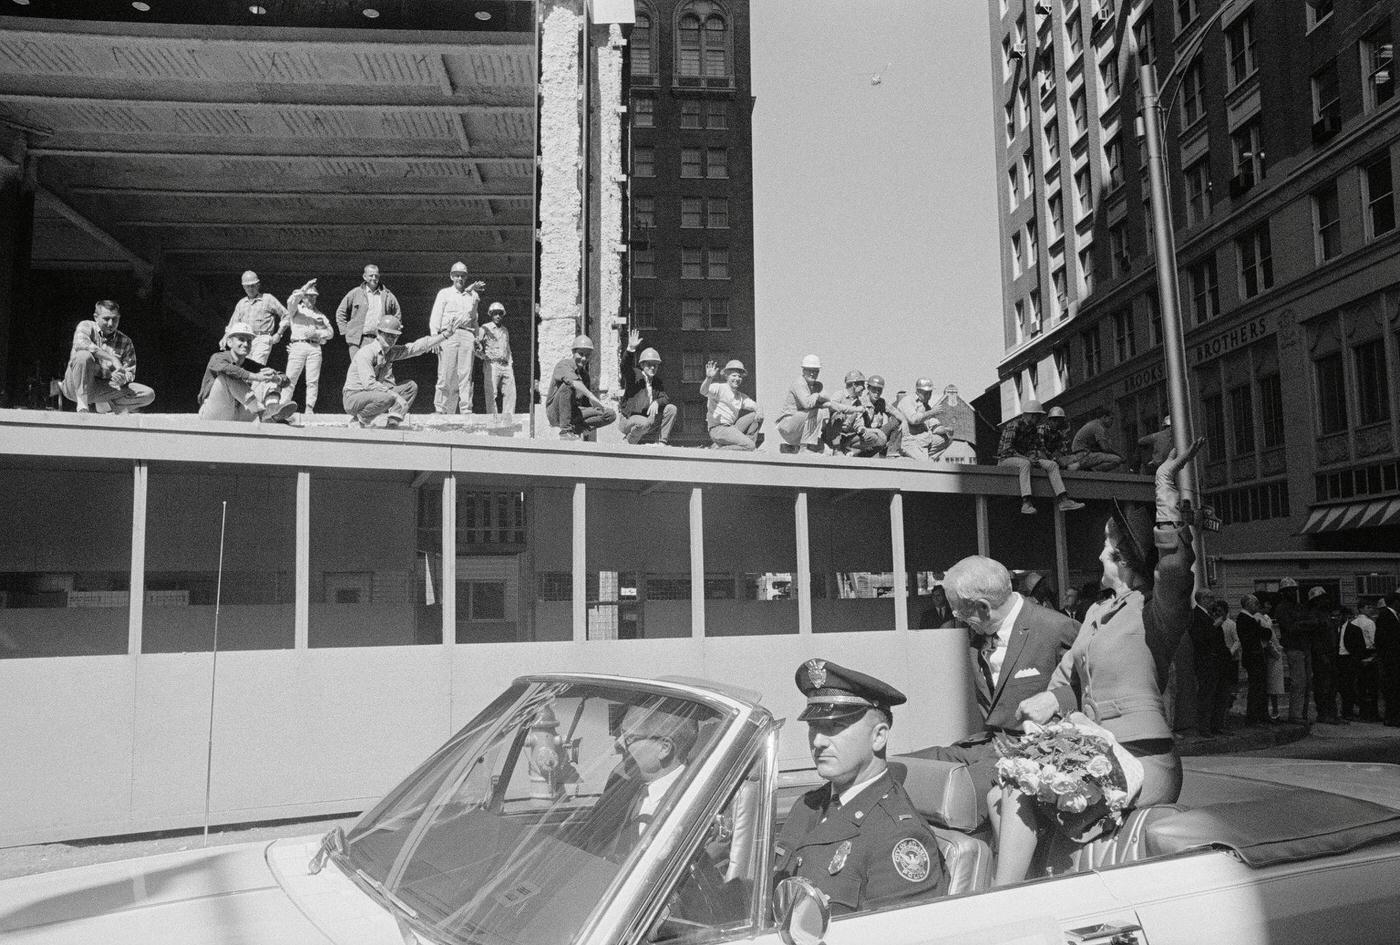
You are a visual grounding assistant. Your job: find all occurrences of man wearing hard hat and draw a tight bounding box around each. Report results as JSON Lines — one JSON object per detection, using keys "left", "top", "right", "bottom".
{"left": 227, "top": 270, "right": 287, "bottom": 368}
{"left": 343, "top": 313, "right": 458, "bottom": 429}
{"left": 429, "top": 261, "right": 485, "bottom": 414}
{"left": 701, "top": 358, "right": 764, "bottom": 450}
{"left": 995, "top": 398, "right": 1085, "bottom": 515}
{"left": 776, "top": 355, "right": 862, "bottom": 455}
{"left": 477, "top": 301, "right": 516, "bottom": 415}
{"left": 545, "top": 334, "right": 616, "bottom": 439}
{"left": 618, "top": 329, "right": 676, "bottom": 445}
{"left": 895, "top": 378, "right": 952, "bottom": 462}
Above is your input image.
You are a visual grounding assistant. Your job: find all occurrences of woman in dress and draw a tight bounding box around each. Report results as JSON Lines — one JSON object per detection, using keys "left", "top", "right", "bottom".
{"left": 991, "top": 439, "right": 1203, "bottom": 886}
{"left": 1262, "top": 597, "right": 1286, "bottom": 719}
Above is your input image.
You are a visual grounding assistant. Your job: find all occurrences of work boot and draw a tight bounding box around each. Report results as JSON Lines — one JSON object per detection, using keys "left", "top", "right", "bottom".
{"left": 1021, "top": 499, "right": 1036, "bottom": 515}
{"left": 1056, "top": 496, "right": 1085, "bottom": 512}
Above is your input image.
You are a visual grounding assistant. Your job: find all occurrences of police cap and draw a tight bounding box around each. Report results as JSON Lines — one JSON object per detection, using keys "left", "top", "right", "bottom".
{"left": 795, "top": 658, "right": 907, "bottom": 721}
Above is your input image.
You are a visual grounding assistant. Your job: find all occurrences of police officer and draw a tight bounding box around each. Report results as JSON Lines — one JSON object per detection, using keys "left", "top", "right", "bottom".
{"left": 774, "top": 659, "right": 948, "bottom": 914}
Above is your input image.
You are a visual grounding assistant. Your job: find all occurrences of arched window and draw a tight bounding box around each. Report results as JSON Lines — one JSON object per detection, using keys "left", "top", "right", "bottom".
{"left": 675, "top": 2, "right": 730, "bottom": 78}
{"left": 632, "top": 12, "right": 653, "bottom": 75}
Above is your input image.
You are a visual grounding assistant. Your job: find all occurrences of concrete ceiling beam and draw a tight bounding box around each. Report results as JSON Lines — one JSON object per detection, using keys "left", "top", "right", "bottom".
{"left": 37, "top": 186, "right": 154, "bottom": 282}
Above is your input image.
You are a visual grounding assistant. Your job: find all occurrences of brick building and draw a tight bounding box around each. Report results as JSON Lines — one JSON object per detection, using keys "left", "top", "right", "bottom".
{"left": 625, "top": 0, "right": 756, "bottom": 445}
{"left": 988, "top": 0, "right": 1400, "bottom": 582}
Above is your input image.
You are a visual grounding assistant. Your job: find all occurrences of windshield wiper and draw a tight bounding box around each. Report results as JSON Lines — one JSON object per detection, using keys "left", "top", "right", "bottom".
{"left": 308, "top": 825, "right": 346, "bottom": 875}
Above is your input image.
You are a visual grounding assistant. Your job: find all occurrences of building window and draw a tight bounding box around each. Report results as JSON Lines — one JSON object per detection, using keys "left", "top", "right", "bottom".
{"left": 1306, "top": 0, "right": 1333, "bottom": 30}
{"left": 682, "top": 352, "right": 705, "bottom": 384}
{"left": 1134, "top": 11, "right": 1156, "bottom": 65}
{"left": 1314, "top": 180, "right": 1341, "bottom": 262}
{"left": 707, "top": 100, "right": 728, "bottom": 129}
{"left": 681, "top": 197, "right": 702, "bottom": 228}
{"left": 1026, "top": 216, "right": 1038, "bottom": 264}
{"left": 707, "top": 248, "right": 729, "bottom": 279}
{"left": 1026, "top": 292, "right": 1041, "bottom": 335}
{"left": 1054, "top": 345, "right": 1068, "bottom": 389}
{"left": 1187, "top": 255, "right": 1219, "bottom": 323}
{"left": 1180, "top": 57, "right": 1205, "bottom": 125}
{"left": 1002, "top": 35, "right": 1016, "bottom": 80}
{"left": 1075, "top": 167, "right": 1093, "bottom": 218}
{"left": 1185, "top": 158, "right": 1211, "bottom": 225}
{"left": 1363, "top": 22, "right": 1395, "bottom": 112}
{"left": 1258, "top": 374, "right": 1284, "bottom": 448}
{"left": 633, "top": 196, "right": 655, "bottom": 229}
{"left": 1110, "top": 222, "right": 1130, "bottom": 277}
{"left": 1225, "top": 10, "right": 1256, "bottom": 87}
{"left": 632, "top": 12, "right": 654, "bottom": 75}
{"left": 1105, "top": 135, "right": 1124, "bottom": 189}
{"left": 1023, "top": 151, "right": 1035, "bottom": 196}
{"left": 1044, "top": 116, "right": 1061, "bottom": 163}
{"left": 708, "top": 297, "right": 730, "bottom": 329}
{"left": 706, "top": 147, "right": 729, "bottom": 178}
{"left": 1356, "top": 339, "right": 1391, "bottom": 425}
{"left": 1229, "top": 385, "right": 1254, "bottom": 455}
{"left": 633, "top": 95, "right": 655, "bottom": 127}
{"left": 1315, "top": 352, "right": 1349, "bottom": 433}
{"left": 1082, "top": 325, "right": 1102, "bottom": 376}
{"left": 1008, "top": 162, "right": 1022, "bottom": 204}
{"left": 681, "top": 247, "right": 702, "bottom": 280}
{"left": 1312, "top": 60, "right": 1341, "bottom": 137}
{"left": 1202, "top": 393, "right": 1226, "bottom": 462}
{"left": 677, "top": 3, "right": 731, "bottom": 78}
{"left": 1049, "top": 192, "right": 1064, "bottom": 239}
{"left": 1070, "top": 89, "right": 1088, "bottom": 138}
{"left": 1067, "top": 10, "right": 1083, "bottom": 54}
{"left": 1230, "top": 120, "right": 1264, "bottom": 195}
{"left": 632, "top": 296, "right": 656, "bottom": 329}
{"left": 634, "top": 247, "right": 655, "bottom": 279}
{"left": 1012, "top": 231, "right": 1024, "bottom": 276}
{"left": 1079, "top": 245, "right": 1096, "bottom": 293}
{"left": 1100, "top": 55, "right": 1120, "bottom": 105}
{"left": 1014, "top": 299, "right": 1027, "bottom": 345}
{"left": 681, "top": 148, "right": 702, "bottom": 178}
{"left": 1019, "top": 82, "right": 1031, "bottom": 127}
{"left": 1363, "top": 152, "right": 1396, "bottom": 239}
{"left": 681, "top": 100, "right": 703, "bottom": 129}
{"left": 1005, "top": 100, "right": 1017, "bottom": 142}
{"left": 708, "top": 198, "right": 729, "bottom": 228}
{"left": 682, "top": 298, "right": 705, "bottom": 330}
{"left": 1113, "top": 310, "right": 1136, "bottom": 362}
{"left": 634, "top": 146, "right": 655, "bottom": 178}
{"left": 1147, "top": 293, "right": 1163, "bottom": 348}
{"left": 1237, "top": 223, "right": 1273, "bottom": 298}
{"left": 1052, "top": 265, "right": 1069, "bottom": 318}
{"left": 1176, "top": 0, "right": 1198, "bottom": 34}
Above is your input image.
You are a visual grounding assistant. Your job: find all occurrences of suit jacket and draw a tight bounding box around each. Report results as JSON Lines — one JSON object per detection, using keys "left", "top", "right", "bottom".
{"left": 910, "top": 598, "right": 1079, "bottom": 812}
{"left": 918, "top": 602, "right": 955, "bottom": 629}
{"left": 335, "top": 284, "right": 401, "bottom": 347}
{"left": 618, "top": 348, "right": 671, "bottom": 418}
{"left": 1236, "top": 611, "right": 1269, "bottom": 658}
{"left": 1376, "top": 606, "right": 1400, "bottom": 660}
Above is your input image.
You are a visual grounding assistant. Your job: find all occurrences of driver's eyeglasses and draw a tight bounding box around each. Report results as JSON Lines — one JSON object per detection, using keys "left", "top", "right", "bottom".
{"left": 619, "top": 733, "right": 665, "bottom": 748}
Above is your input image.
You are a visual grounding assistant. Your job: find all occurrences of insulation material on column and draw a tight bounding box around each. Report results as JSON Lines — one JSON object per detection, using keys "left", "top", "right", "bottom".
{"left": 595, "top": 23, "right": 625, "bottom": 396}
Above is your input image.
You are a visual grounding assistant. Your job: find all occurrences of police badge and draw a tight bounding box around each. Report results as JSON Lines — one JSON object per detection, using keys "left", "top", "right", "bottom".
{"left": 891, "top": 838, "right": 931, "bottom": 882}
{"left": 828, "top": 840, "right": 851, "bottom": 875}
{"left": 806, "top": 658, "right": 827, "bottom": 689}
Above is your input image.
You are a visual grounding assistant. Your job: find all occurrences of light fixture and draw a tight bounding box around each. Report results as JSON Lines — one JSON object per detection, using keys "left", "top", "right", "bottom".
{"left": 475, "top": 10, "right": 492, "bottom": 20}
{"left": 131, "top": 1, "right": 151, "bottom": 10}
{"left": 249, "top": 4, "right": 266, "bottom": 13}
{"left": 12, "top": 0, "right": 32, "bottom": 6}
{"left": 362, "top": 7, "right": 379, "bottom": 17}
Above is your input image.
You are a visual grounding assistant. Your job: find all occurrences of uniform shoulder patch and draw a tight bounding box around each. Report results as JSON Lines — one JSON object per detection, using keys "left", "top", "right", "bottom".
{"left": 891, "top": 837, "right": 932, "bottom": 883}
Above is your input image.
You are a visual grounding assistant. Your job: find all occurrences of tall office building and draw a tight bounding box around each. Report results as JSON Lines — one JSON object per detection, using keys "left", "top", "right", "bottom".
{"left": 989, "top": 0, "right": 1400, "bottom": 565}
{"left": 625, "top": 0, "right": 756, "bottom": 445}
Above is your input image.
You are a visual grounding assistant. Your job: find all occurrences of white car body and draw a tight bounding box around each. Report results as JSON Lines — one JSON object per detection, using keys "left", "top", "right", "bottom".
{"left": 3, "top": 674, "right": 1400, "bottom": 945}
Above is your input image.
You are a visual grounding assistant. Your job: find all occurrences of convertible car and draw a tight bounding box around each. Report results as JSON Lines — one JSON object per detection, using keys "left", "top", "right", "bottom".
{"left": 5, "top": 673, "right": 1400, "bottom": 945}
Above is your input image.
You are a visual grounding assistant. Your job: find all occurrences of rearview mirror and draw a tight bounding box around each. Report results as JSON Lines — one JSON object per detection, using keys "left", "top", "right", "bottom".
{"left": 773, "top": 876, "right": 829, "bottom": 945}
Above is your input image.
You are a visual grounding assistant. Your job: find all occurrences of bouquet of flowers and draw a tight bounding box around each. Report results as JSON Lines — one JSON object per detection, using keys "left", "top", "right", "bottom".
{"left": 993, "top": 713, "right": 1142, "bottom": 841}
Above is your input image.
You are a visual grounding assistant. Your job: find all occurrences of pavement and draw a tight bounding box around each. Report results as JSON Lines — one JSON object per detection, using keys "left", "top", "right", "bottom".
{"left": 3, "top": 713, "right": 1397, "bottom": 881}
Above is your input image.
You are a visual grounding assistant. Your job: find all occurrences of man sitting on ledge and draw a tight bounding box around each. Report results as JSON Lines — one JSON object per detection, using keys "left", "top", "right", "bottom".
{"left": 61, "top": 300, "right": 155, "bottom": 414}
{"left": 197, "top": 322, "right": 296, "bottom": 423}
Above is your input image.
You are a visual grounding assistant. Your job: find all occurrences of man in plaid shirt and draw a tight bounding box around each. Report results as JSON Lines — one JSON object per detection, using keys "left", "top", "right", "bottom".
{"left": 60, "top": 300, "right": 155, "bottom": 413}
{"left": 996, "top": 398, "right": 1083, "bottom": 515}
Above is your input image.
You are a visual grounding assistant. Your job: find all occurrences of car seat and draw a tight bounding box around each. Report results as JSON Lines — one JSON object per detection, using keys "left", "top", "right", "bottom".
{"left": 888, "top": 756, "right": 994, "bottom": 895}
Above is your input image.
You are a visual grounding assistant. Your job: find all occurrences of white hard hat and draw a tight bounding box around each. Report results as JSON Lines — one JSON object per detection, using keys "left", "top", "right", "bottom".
{"left": 801, "top": 354, "right": 822, "bottom": 370}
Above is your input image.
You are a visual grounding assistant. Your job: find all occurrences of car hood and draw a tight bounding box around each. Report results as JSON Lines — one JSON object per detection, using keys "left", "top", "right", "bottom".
{"left": 0, "top": 836, "right": 403, "bottom": 945}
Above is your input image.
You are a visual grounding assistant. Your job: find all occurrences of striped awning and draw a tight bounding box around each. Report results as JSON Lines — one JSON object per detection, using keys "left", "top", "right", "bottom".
{"left": 1299, "top": 498, "right": 1400, "bottom": 534}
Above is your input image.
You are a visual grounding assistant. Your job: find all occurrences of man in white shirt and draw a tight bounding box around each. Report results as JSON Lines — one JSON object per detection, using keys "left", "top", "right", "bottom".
{"left": 700, "top": 359, "right": 764, "bottom": 450}
{"left": 428, "top": 261, "right": 484, "bottom": 414}
{"left": 1339, "top": 605, "right": 1378, "bottom": 721}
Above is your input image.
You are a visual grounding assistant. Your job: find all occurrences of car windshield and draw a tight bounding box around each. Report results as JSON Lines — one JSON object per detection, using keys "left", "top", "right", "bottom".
{"left": 342, "top": 679, "right": 731, "bottom": 945}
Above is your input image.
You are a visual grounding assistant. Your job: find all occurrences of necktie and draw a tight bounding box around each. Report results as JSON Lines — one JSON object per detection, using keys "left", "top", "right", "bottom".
{"left": 976, "top": 638, "right": 996, "bottom": 714}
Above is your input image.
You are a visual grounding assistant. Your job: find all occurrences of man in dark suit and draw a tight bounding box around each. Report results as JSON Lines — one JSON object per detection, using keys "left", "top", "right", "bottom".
{"left": 618, "top": 329, "right": 676, "bottom": 445}
{"left": 1236, "top": 595, "right": 1272, "bottom": 724}
{"left": 908, "top": 555, "right": 1080, "bottom": 813}
{"left": 1188, "top": 591, "right": 1230, "bottom": 737}
{"left": 1376, "top": 596, "right": 1400, "bottom": 727}
{"left": 918, "top": 584, "right": 956, "bottom": 629}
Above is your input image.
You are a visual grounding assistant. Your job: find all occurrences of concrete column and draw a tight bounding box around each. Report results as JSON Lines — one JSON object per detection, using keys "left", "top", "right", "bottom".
{"left": 595, "top": 22, "right": 626, "bottom": 397}
{"left": 128, "top": 461, "right": 147, "bottom": 656}
{"left": 795, "top": 491, "right": 812, "bottom": 635}
{"left": 690, "top": 487, "right": 705, "bottom": 638}
{"left": 537, "top": 0, "right": 586, "bottom": 434}
{"left": 0, "top": 138, "right": 34, "bottom": 401}
{"left": 573, "top": 480, "right": 587, "bottom": 641}
{"left": 442, "top": 475, "right": 456, "bottom": 646}
{"left": 295, "top": 470, "right": 309, "bottom": 650}
{"left": 976, "top": 495, "right": 990, "bottom": 558}
{"left": 891, "top": 491, "right": 908, "bottom": 633}
{"left": 1053, "top": 503, "right": 1070, "bottom": 606}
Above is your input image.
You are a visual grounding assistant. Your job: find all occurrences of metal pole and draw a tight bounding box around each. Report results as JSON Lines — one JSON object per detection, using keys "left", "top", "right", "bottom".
{"left": 1139, "top": 64, "right": 1207, "bottom": 588}
{"left": 202, "top": 500, "right": 228, "bottom": 846}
